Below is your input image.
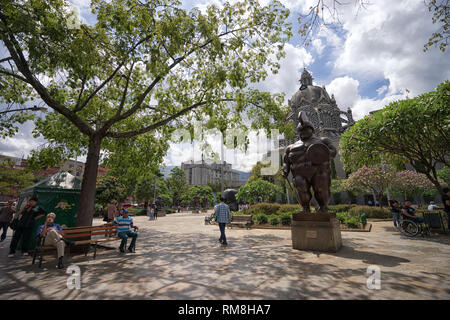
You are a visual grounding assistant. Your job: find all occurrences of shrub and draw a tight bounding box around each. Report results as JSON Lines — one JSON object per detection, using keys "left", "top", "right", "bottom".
{"left": 280, "top": 212, "right": 292, "bottom": 226}
{"left": 253, "top": 213, "right": 268, "bottom": 225}
{"left": 336, "top": 212, "right": 350, "bottom": 224}
{"left": 268, "top": 214, "right": 280, "bottom": 225}
{"left": 276, "top": 204, "right": 302, "bottom": 214}
{"left": 349, "top": 206, "right": 390, "bottom": 219}
{"left": 344, "top": 216, "right": 360, "bottom": 228}
{"left": 245, "top": 203, "right": 281, "bottom": 215}
{"left": 328, "top": 204, "right": 357, "bottom": 213}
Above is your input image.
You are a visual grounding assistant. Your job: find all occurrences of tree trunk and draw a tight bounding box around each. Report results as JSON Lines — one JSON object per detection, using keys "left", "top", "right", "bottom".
{"left": 77, "top": 135, "right": 102, "bottom": 227}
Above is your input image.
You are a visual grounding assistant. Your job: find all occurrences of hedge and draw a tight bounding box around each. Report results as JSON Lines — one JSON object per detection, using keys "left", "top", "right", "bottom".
{"left": 253, "top": 213, "right": 268, "bottom": 225}
{"left": 245, "top": 203, "right": 281, "bottom": 215}
{"left": 280, "top": 212, "right": 292, "bottom": 226}
{"left": 268, "top": 214, "right": 280, "bottom": 225}
{"left": 349, "top": 206, "right": 391, "bottom": 219}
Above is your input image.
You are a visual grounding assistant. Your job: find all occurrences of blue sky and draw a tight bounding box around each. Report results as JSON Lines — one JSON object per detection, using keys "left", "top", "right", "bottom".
{"left": 1, "top": 0, "right": 449, "bottom": 172}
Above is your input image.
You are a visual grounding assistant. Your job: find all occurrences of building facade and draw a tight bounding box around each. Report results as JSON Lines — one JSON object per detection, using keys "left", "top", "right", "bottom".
{"left": 181, "top": 160, "right": 242, "bottom": 189}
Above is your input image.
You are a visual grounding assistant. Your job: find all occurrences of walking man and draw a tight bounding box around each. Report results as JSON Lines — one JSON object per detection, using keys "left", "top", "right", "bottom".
{"left": 388, "top": 196, "right": 401, "bottom": 230}
{"left": 0, "top": 200, "right": 14, "bottom": 242}
{"left": 9, "top": 196, "right": 46, "bottom": 257}
{"left": 214, "top": 197, "right": 231, "bottom": 245}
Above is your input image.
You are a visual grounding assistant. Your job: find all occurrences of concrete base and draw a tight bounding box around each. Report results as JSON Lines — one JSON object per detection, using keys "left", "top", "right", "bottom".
{"left": 291, "top": 212, "right": 342, "bottom": 252}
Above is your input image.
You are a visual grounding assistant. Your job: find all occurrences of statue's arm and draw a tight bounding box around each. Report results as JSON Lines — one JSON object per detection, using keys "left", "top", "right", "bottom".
{"left": 282, "top": 147, "right": 291, "bottom": 177}
{"left": 322, "top": 138, "right": 337, "bottom": 158}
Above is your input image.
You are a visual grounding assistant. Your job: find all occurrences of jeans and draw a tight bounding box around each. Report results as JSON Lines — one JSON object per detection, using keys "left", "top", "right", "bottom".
{"left": 392, "top": 211, "right": 400, "bottom": 228}
{"left": 218, "top": 223, "right": 227, "bottom": 243}
{"left": 118, "top": 231, "right": 138, "bottom": 250}
{"left": 9, "top": 227, "right": 32, "bottom": 254}
{"left": 149, "top": 213, "right": 154, "bottom": 220}
{"left": 0, "top": 222, "right": 9, "bottom": 241}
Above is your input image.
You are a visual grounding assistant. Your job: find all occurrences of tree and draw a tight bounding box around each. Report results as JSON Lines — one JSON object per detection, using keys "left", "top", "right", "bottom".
{"left": 166, "top": 167, "right": 188, "bottom": 206}
{"left": 236, "top": 179, "right": 282, "bottom": 203}
{"left": 248, "top": 161, "right": 284, "bottom": 185}
{"left": 0, "top": 0, "right": 292, "bottom": 226}
{"left": 0, "top": 159, "right": 35, "bottom": 196}
{"left": 342, "top": 165, "right": 395, "bottom": 206}
{"left": 424, "top": 0, "right": 449, "bottom": 52}
{"left": 340, "top": 81, "right": 450, "bottom": 195}
{"left": 437, "top": 166, "right": 450, "bottom": 186}
{"left": 182, "top": 185, "right": 213, "bottom": 205}
{"left": 95, "top": 175, "right": 127, "bottom": 206}
{"left": 390, "top": 170, "right": 436, "bottom": 201}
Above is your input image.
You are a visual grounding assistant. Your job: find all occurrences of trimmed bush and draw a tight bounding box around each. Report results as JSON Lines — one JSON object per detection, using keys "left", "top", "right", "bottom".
{"left": 336, "top": 211, "right": 350, "bottom": 224}
{"left": 280, "top": 212, "right": 292, "bottom": 226}
{"left": 268, "top": 214, "right": 280, "bottom": 225}
{"left": 253, "top": 213, "right": 268, "bottom": 225}
{"left": 276, "top": 204, "right": 302, "bottom": 214}
{"left": 328, "top": 204, "right": 357, "bottom": 213}
{"left": 245, "top": 203, "right": 281, "bottom": 215}
{"left": 344, "top": 216, "right": 360, "bottom": 228}
{"left": 349, "top": 206, "right": 391, "bottom": 219}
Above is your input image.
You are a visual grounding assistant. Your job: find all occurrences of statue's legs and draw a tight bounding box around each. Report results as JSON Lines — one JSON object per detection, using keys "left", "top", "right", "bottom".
{"left": 311, "top": 170, "right": 331, "bottom": 213}
{"left": 293, "top": 175, "right": 312, "bottom": 212}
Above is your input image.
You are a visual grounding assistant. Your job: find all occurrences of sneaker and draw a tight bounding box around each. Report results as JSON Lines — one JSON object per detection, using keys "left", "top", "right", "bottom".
{"left": 57, "top": 257, "right": 64, "bottom": 269}
{"left": 119, "top": 247, "right": 125, "bottom": 253}
{"left": 127, "top": 247, "right": 134, "bottom": 253}
{"left": 8, "top": 254, "right": 14, "bottom": 258}
{"left": 22, "top": 252, "right": 29, "bottom": 256}
{"left": 222, "top": 242, "right": 228, "bottom": 246}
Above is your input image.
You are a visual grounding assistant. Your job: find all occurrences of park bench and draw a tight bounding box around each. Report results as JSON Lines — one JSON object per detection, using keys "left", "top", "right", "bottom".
{"left": 32, "top": 224, "right": 120, "bottom": 268}
{"left": 420, "top": 210, "right": 447, "bottom": 233}
{"left": 228, "top": 215, "right": 253, "bottom": 229}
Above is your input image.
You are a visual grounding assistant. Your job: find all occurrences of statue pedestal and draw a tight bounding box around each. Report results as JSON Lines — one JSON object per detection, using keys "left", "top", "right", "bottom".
{"left": 291, "top": 212, "right": 342, "bottom": 252}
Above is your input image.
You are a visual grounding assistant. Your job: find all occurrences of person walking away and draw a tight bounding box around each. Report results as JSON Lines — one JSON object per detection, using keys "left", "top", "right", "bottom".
{"left": 442, "top": 188, "right": 450, "bottom": 234}
{"left": 214, "top": 197, "right": 231, "bottom": 245}
{"left": 0, "top": 200, "right": 14, "bottom": 242}
{"left": 9, "top": 196, "right": 46, "bottom": 257}
{"left": 107, "top": 201, "right": 117, "bottom": 223}
{"left": 37, "top": 213, "right": 73, "bottom": 269}
{"left": 112, "top": 209, "right": 138, "bottom": 253}
{"left": 388, "top": 196, "right": 401, "bottom": 230}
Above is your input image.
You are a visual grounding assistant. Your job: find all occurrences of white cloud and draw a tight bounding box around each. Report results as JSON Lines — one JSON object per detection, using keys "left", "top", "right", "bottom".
{"left": 326, "top": 76, "right": 360, "bottom": 111}
{"left": 312, "top": 38, "right": 324, "bottom": 55}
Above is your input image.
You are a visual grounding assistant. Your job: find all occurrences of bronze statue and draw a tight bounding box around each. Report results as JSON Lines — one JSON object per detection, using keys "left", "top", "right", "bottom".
{"left": 282, "top": 111, "right": 337, "bottom": 213}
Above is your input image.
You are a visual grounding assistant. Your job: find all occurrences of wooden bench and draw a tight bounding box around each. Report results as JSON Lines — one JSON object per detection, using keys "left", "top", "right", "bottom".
{"left": 228, "top": 215, "right": 253, "bottom": 229}
{"left": 32, "top": 224, "right": 121, "bottom": 268}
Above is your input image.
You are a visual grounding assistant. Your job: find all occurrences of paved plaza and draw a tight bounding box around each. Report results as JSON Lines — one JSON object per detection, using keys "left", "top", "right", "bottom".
{"left": 0, "top": 212, "right": 449, "bottom": 300}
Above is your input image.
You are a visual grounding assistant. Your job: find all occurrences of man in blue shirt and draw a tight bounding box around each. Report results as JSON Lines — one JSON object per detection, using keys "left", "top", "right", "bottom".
{"left": 36, "top": 212, "right": 72, "bottom": 269}
{"left": 113, "top": 209, "right": 139, "bottom": 253}
{"left": 402, "top": 200, "right": 424, "bottom": 223}
{"left": 214, "top": 197, "right": 231, "bottom": 245}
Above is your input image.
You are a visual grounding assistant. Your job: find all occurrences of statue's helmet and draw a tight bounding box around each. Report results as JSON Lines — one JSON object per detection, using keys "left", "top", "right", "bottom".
{"left": 296, "top": 111, "right": 315, "bottom": 133}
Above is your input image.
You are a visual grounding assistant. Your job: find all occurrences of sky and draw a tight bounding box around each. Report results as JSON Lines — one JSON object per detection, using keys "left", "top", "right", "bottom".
{"left": 1, "top": 0, "right": 449, "bottom": 172}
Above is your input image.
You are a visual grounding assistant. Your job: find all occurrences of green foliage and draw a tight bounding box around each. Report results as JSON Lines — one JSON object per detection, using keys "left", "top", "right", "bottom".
{"left": 424, "top": 0, "right": 450, "bottom": 52}
{"left": 276, "top": 204, "right": 302, "bottom": 213}
{"left": 95, "top": 175, "right": 127, "bottom": 206}
{"left": 279, "top": 212, "right": 292, "bottom": 226}
{"left": 182, "top": 185, "right": 213, "bottom": 205}
{"left": 244, "top": 202, "right": 281, "bottom": 215}
{"left": 247, "top": 161, "right": 284, "bottom": 185}
{"left": 340, "top": 81, "right": 450, "bottom": 193}
{"left": 437, "top": 166, "right": 450, "bottom": 187}
{"left": 268, "top": 214, "right": 280, "bottom": 225}
{"left": 344, "top": 216, "right": 361, "bottom": 228}
{"left": 253, "top": 213, "right": 268, "bottom": 225}
{"left": 348, "top": 206, "right": 391, "bottom": 219}
{"left": 236, "top": 179, "right": 283, "bottom": 203}
{"left": 0, "top": 159, "right": 35, "bottom": 195}
{"left": 328, "top": 204, "right": 357, "bottom": 213}
{"left": 166, "top": 167, "right": 189, "bottom": 205}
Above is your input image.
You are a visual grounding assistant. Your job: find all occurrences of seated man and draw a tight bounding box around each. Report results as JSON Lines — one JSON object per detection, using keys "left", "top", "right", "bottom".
{"left": 113, "top": 209, "right": 138, "bottom": 253}
{"left": 37, "top": 213, "right": 73, "bottom": 269}
{"left": 401, "top": 200, "right": 424, "bottom": 224}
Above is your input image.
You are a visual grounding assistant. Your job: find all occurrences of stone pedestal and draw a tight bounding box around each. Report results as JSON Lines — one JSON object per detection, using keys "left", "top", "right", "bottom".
{"left": 291, "top": 212, "right": 342, "bottom": 252}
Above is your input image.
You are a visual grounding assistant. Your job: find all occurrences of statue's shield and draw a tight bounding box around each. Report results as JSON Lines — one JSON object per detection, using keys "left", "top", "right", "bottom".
{"left": 307, "top": 143, "right": 330, "bottom": 165}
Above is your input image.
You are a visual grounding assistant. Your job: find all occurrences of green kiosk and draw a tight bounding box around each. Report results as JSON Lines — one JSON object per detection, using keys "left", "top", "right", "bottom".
{"left": 16, "top": 171, "right": 81, "bottom": 250}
